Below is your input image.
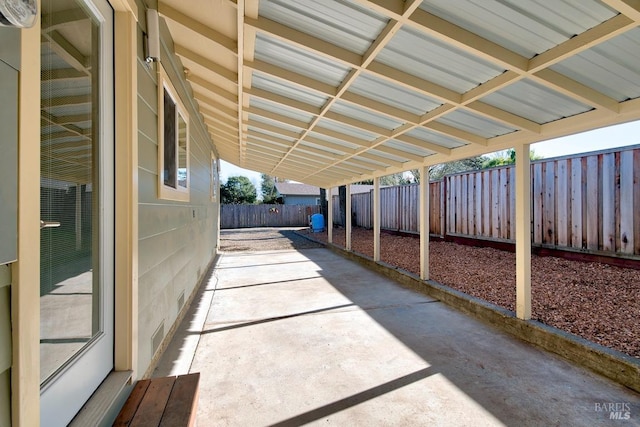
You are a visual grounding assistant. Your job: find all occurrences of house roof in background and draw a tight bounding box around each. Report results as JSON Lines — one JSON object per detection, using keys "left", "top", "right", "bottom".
{"left": 275, "top": 182, "right": 374, "bottom": 196}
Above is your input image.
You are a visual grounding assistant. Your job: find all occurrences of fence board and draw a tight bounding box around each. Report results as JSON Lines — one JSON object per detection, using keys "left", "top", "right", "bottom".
{"left": 602, "top": 153, "right": 615, "bottom": 251}
{"left": 447, "top": 176, "right": 455, "bottom": 234}
{"left": 429, "top": 183, "right": 438, "bottom": 234}
{"left": 533, "top": 162, "right": 543, "bottom": 244}
{"left": 461, "top": 175, "right": 468, "bottom": 235}
{"left": 509, "top": 167, "right": 515, "bottom": 240}
{"left": 586, "top": 155, "right": 599, "bottom": 250}
{"left": 556, "top": 159, "right": 568, "bottom": 247}
{"left": 221, "top": 204, "right": 320, "bottom": 229}
{"left": 479, "top": 171, "right": 487, "bottom": 237}
{"left": 491, "top": 170, "right": 500, "bottom": 238}
{"left": 619, "top": 150, "right": 634, "bottom": 254}
{"left": 570, "top": 158, "right": 583, "bottom": 248}
{"left": 543, "top": 161, "right": 556, "bottom": 245}
{"left": 472, "top": 173, "right": 479, "bottom": 236}
{"left": 635, "top": 150, "right": 640, "bottom": 254}
{"left": 468, "top": 174, "right": 475, "bottom": 235}
{"left": 438, "top": 181, "right": 444, "bottom": 235}
{"left": 499, "top": 168, "right": 509, "bottom": 240}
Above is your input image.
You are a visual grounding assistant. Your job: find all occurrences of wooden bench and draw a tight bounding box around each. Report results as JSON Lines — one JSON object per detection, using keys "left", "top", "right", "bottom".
{"left": 113, "top": 373, "right": 200, "bottom": 427}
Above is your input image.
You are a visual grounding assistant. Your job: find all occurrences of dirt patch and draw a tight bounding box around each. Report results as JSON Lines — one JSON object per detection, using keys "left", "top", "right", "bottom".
{"left": 300, "top": 227, "right": 640, "bottom": 359}
{"left": 220, "top": 228, "right": 323, "bottom": 252}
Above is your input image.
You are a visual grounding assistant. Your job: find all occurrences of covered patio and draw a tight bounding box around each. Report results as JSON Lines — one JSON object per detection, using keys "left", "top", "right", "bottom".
{"left": 158, "top": 0, "right": 640, "bottom": 322}
{"left": 152, "top": 1, "right": 640, "bottom": 422}
{"left": 154, "top": 229, "right": 640, "bottom": 426}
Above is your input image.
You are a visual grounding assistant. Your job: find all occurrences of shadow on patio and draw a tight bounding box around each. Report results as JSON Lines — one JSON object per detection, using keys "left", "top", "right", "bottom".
{"left": 154, "top": 230, "right": 640, "bottom": 426}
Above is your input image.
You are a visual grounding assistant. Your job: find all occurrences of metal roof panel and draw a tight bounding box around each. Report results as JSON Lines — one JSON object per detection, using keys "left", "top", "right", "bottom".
{"left": 299, "top": 140, "right": 347, "bottom": 156}
{"left": 307, "top": 130, "right": 362, "bottom": 150}
{"left": 482, "top": 79, "right": 592, "bottom": 124}
{"left": 329, "top": 100, "right": 404, "bottom": 130}
{"left": 258, "top": 0, "right": 388, "bottom": 55}
{"left": 249, "top": 113, "right": 305, "bottom": 133}
{"left": 251, "top": 72, "right": 328, "bottom": 108}
{"left": 316, "top": 118, "right": 378, "bottom": 142}
{"left": 350, "top": 154, "right": 388, "bottom": 167}
{"left": 377, "top": 26, "right": 505, "bottom": 93}
{"left": 254, "top": 33, "right": 352, "bottom": 87}
{"left": 404, "top": 127, "right": 468, "bottom": 149}
{"left": 348, "top": 73, "right": 442, "bottom": 116}
{"left": 551, "top": 28, "right": 640, "bottom": 101}
{"left": 248, "top": 126, "right": 297, "bottom": 142}
{"left": 436, "top": 110, "right": 516, "bottom": 138}
{"left": 384, "top": 139, "right": 436, "bottom": 157}
{"left": 418, "top": 0, "right": 617, "bottom": 58}
{"left": 249, "top": 97, "right": 316, "bottom": 124}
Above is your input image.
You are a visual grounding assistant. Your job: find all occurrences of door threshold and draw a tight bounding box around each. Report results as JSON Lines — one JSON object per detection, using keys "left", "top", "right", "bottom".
{"left": 69, "top": 370, "right": 133, "bottom": 427}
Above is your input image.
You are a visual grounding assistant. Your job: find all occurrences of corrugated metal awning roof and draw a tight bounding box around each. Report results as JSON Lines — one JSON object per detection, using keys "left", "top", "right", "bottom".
{"left": 159, "top": 0, "right": 640, "bottom": 188}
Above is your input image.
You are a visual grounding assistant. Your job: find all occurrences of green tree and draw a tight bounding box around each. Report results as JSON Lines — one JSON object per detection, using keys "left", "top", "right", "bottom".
{"left": 482, "top": 148, "right": 544, "bottom": 168}
{"left": 260, "top": 173, "right": 279, "bottom": 204}
{"left": 408, "top": 148, "right": 545, "bottom": 183}
{"left": 221, "top": 175, "right": 257, "bottom": 204}
{"left": 355, "top": 172, "right": 410, "bottom": 186}
{"left": 410, "top": 156, "right": 486, "bottom": 182}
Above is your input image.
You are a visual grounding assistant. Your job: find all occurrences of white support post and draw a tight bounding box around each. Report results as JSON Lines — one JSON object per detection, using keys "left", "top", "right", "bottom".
{"left": 420, "top": 166, "right": 430, "bottom": 280}
{"left": 327, "top": 187, "right": 333, "bottom": 244}
{"left": 373, "top": 177, "right": 381, "bottom": 261}
{"left": 113, "top": 6, "right": 139, "bottom": 378}
{"left": 13, "top": 13, "right": 41, "bottom": 426}
{"left": 346, "top": 184, "right": 351, "bottom": 250}
{"left": 515, "top": 144, "right": 532, "bottom": 320}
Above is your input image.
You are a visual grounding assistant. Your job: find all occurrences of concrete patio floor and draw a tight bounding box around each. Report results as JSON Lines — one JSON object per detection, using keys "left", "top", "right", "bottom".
{"left": 154, "top": 243, "right": 640, "bottom": 426}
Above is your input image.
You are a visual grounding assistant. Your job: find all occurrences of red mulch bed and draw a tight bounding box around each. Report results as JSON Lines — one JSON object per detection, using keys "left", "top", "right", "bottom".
{"left": 303, "top": 227, "right": 640, "bottom": 359}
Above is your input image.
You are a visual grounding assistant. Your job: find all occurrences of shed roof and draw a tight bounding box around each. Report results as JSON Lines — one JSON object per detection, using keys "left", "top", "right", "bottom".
{"left": 159, "top": 0, "right": 640, "bottom": 188}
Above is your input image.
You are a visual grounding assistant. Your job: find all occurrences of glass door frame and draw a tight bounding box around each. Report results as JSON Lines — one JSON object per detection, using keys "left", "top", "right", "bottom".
{"left": 39, "top": 0, "right": 114, "bottom": 424}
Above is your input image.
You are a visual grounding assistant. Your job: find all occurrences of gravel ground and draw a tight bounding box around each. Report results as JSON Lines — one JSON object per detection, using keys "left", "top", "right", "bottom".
{"left": 299, "top": 227, "right": 640, "bottom": 359}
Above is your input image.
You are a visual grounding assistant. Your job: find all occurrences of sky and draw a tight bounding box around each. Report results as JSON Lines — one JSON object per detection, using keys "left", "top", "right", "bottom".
{"left": 219, "top": 120, "right": 640, "bottom": 197}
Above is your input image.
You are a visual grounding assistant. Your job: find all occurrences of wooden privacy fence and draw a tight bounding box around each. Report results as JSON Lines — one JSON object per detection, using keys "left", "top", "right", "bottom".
{"left": 332, "top": 145, "right": 640, "bottom": 258}
{"left": 221, "top": 204, "right": 321, "bottom": 229}
{"left": 335, "top": 184, "right": 444, "bottom": 235}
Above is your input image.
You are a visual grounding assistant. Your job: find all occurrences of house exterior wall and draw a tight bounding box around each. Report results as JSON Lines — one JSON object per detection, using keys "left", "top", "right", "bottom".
{"left": 135, "top": 2, "right": 220, "bottom": 376}
{"left": 2, "top": 1, "right": 222, "bottom": 423}
{"left": 0, "top": 25, "right": 19, "bottom": 427}
{"left": 283, "top": 195, "right": 320, "bottom": 205}
{"left": 0, "top": 265, "right": 10, "bottom": 426}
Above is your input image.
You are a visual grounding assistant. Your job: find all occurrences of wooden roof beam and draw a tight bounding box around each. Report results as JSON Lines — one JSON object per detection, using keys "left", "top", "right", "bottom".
{"left": 174, "top": 44, "right": 237, "bottom": 83}
{"left": 159, "top": 2, "right": 237, "bottom": 54}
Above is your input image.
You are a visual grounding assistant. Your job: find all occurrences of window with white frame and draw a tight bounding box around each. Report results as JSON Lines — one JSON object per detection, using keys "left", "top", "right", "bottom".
{"left": 158, "top": 66, "right": 189, "bottom": 201}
